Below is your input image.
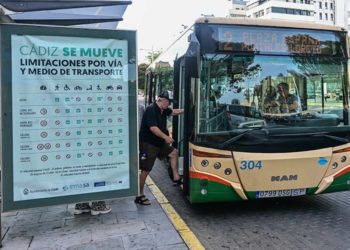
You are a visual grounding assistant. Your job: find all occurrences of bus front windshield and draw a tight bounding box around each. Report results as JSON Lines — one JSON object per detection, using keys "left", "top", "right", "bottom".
{"left": 198, "top": 54, "right": 349, "bottom": 137}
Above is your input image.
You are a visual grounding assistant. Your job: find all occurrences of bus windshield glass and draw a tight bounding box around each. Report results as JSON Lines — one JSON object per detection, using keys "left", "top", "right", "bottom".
{"left": 198, "top": 54, "right": 349, "bottom": 134}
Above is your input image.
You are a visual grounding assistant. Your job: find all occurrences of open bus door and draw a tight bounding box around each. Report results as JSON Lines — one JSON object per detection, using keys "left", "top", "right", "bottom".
{"left": 172, "top": 57, "right": 188, "bottom": 194}
{"left": 173, "top": 52, "right": 199, "bottom": 196}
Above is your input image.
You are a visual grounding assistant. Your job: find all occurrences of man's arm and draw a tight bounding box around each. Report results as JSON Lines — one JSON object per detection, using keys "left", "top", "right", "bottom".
{"left": 171, "top": 109, "right": 184, "bottom": 116}
{"left": 288, "top": 95, "right": 300, "bottom": 112}
{"left": 289, "top": 101, "right": 299, "bottom": 112}
{"left": 149, "top": 126, "right": 174, "bottom": 144}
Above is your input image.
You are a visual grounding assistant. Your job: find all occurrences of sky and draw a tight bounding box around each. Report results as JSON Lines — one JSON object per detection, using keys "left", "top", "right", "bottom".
{"left": 118, "top": 0, "right": 232, "bottom": 63}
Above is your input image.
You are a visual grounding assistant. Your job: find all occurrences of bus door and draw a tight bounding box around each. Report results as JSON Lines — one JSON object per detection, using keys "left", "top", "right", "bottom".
{"left": 174, "top": 58, "right": 186, "bottom": 175}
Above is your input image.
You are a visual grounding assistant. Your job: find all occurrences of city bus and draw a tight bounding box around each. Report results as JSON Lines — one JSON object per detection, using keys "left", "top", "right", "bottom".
{"left": 144, "top": 17, "right": 350, "bottom": 203}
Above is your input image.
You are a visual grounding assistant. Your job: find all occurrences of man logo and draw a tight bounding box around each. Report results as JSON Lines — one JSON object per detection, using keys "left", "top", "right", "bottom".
{"left": 23, "top": 188, "right": 29, "bottom": 195}
{"left": 62, "top": 185, "right": 69, "bottom": 191}
{"left": 271, "top": 175, "right": 298, "bottom": 182}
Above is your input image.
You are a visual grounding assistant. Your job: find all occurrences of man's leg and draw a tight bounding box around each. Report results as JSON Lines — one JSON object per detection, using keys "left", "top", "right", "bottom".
{"left": 136, "top": 142, "right": 157, "bottom": 205}
{"left": 168, "top": 148, "right": 181, "bottom": 181}
{"left": 135, "top": 170, "right": 151, "bottom": 205}
{"left": 139, "top": 170, "right": 149, "bottom": 196}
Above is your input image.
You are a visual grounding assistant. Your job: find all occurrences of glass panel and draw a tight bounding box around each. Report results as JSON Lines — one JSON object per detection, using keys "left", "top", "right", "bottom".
{"left": 198, "top": 54, "right": 349, "bottom": 134}
{"left": 178, "top": 65, "right": 186, "bottom": 156}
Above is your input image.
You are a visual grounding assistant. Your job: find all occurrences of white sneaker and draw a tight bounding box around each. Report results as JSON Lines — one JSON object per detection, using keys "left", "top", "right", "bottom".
{"left": 74, "top": 202, "right": 91, "bottom": 215}
{"left": 90, "top": 201, "right": 112, "bottom": 215}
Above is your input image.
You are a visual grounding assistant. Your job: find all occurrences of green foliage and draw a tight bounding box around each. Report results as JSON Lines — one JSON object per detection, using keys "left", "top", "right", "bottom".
{"left": 138, "top": 63, "right": 149, "bottom": 91}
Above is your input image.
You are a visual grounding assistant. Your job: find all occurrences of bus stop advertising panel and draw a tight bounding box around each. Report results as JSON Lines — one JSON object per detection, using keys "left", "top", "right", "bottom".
{"left": 0, "top": 24, "right": 138, "bottom": 211}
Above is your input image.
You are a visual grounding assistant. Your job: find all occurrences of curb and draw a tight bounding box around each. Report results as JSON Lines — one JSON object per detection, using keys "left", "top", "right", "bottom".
{"left": 146, "top": 177, "right": 205, "bottom": 250}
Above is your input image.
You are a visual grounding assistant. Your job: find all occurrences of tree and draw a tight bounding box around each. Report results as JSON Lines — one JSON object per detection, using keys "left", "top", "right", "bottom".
{"left": 138, "top": 63, "right": 149, "bottom": 91}
{"left": 138, "top": 50, "right": 163, "bottom": 91}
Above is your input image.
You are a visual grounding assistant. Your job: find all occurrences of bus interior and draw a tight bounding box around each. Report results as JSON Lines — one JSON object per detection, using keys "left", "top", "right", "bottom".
{"left": 199, "top": 54, "right": 348, "bottom": 135}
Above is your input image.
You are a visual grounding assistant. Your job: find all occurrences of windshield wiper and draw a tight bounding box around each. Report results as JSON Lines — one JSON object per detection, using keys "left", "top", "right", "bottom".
{"left": 270, "top": 131, "right": 349, "bottom": 143}
{"left": 311, "top": 132, "right": 349, "bottom": 143}
{"left": 217, "top": 128, "right": 267, "bottom": 149}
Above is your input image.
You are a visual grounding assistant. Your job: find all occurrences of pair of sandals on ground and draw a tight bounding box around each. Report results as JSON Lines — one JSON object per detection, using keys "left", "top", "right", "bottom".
{"left": 135, "top": 178, "right": 183, "bottom": 205}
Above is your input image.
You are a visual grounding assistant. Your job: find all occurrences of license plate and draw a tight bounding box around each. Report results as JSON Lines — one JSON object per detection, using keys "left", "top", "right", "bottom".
{"left": 256, "top": 188, "right": 306, "bottom": 198}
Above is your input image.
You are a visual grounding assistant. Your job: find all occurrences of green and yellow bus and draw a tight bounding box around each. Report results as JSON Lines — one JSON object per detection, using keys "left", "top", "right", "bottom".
{"left": 144, "top": 17, "right": 350, "bottom": 203}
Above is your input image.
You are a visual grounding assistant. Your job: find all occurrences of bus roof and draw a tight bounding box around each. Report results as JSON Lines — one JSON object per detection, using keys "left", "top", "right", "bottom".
{"left": 195, "top": 17, "right": 346, "bottom": 32}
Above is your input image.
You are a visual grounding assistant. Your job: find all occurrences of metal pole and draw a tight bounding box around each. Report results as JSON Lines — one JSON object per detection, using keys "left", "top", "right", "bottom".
{"left": 321, "top": 76, "right": 324, "bottom": 113}
{"left": 0, "top": 170, "right": 2, "bottom": 248}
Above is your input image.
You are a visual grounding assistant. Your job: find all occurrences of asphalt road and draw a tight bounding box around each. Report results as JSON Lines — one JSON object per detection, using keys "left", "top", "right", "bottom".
{"left": 150, "top": 160, "right": 350, "bottom": 250}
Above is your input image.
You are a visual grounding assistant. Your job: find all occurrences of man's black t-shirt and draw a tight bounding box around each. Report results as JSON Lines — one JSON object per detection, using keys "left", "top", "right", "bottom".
{"left": 139, "top": 102, "right": 173, "bottom": 147}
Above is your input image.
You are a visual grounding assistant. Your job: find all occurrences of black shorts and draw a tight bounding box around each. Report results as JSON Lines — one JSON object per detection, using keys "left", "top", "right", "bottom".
{"left": 139, "top": 142, "right": 174, "bottom": 172}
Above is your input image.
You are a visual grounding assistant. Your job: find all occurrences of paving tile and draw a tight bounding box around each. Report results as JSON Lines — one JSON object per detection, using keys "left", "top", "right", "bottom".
{"left": 13, "top": 212, "right": 42, "bottom": 226}
{"left": 91, "top": 222, "right": 148, "bottom": 241}
{"left": 1, "top": 226, "right": 10, "bottom": 239}
{"left": 143, "top": 213, "right": 175, "bottom": 232}
{"left": 122, "top": 232, "right": 157, "bottom": 250}
{"left": 1, "top": 235, "right": 32, "bottom": 250}
{"left": 1, "top": 194, "right": 187, "bottom": 250}
{"left": 2, "top": 215, "right": 16, "bottom": 229}
{"left": 111, "top": 198, "right": 138, "bottom": 212}
{"left": 2, "top": 211, "right": 18, "bottom": 217}
{"left": 153, "top": 230, "right": 183, "bottom": 246}
{"left": 29, "top": 229, "right": 92, "bottom": 249}
{"left": 46, "top": 204, "right": 68, "bottom": 212}
{"left": 116, "top": 211, "right": 146, "bottom": 224}
{"left": 64, "top": 215, "right": 103, "bottom": 229}
{"left": 7, "top": 220, "right": 64, "bottom": 238}
{"left": 16, "top": 207, "right": 49, "bottom": 215}
{"left": 66, "top": 236, "right": 124, "bottom": 250}
{"left": 115, "top": 207, "right": 164, "bottom": 225}
{"left": 39, "top": 210, "right": 74, "bottom": 223}
{"left": 155, "top": 243, "right": 189, "bottom": 250}
{"left": 99, "top": 213, "right": 118, "bottom": 225}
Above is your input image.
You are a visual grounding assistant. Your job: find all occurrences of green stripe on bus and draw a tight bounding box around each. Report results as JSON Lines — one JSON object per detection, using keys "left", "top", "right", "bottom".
{"left": 323, "top": 172, "right": 350, "bottom": 194}
{"left": 189, "top": 178, "right": 243, "bottom": 203}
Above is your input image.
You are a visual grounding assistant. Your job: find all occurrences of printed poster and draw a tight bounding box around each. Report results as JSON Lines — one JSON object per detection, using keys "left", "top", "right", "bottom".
{"left": 11, "top": 35, "right": 130, "bottom": 201}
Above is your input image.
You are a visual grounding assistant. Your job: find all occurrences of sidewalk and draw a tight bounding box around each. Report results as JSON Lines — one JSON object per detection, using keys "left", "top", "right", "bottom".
{"left": 1, "top": 180, "right": 189, "bottom": 250}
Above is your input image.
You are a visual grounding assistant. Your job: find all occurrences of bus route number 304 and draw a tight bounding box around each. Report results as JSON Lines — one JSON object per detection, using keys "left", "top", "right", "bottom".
{"left": 240, "top": 161, "right": 263, "bottom": 170}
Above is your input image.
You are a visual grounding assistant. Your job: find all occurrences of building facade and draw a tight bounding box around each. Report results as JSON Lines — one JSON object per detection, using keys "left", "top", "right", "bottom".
{"left": 347, "top": 3, "right": 350, "bottom": 30}
{"left": 230, "top": 0, "right": 348, "bottom": 29}
{"left": 229, "top": 0, "right": 247, "bottom": 18}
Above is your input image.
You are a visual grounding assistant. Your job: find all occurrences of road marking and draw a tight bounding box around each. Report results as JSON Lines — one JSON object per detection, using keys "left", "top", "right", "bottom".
{"left": 146, "top": 177, "right": 205, "bottom": 250}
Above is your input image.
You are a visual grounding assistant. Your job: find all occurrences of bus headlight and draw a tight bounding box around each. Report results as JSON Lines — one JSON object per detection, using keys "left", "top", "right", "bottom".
{"left": 341, "top": 156, "right": 347, "bottom": 162}
{"left": 214, "top": 162, "right": 221, "bottom": 169}
{"left": 201, "top": 160, "right": 209, "bottom": 167}
{"left": 332, "top": 162, "right": 338, "bottom": 169}
{"left": 225, "top": 168, "right": 232, "bottom": 175}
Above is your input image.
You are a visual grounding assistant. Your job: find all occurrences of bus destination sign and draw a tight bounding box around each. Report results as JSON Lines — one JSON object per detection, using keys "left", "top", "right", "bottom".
{"left": 217, "top": 26, "right": 343, "bottom": 56}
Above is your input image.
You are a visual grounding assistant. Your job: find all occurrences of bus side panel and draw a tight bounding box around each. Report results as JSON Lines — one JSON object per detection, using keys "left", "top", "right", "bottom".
{"left": 189, "top": 177, "right": 243, "bottom": 203}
